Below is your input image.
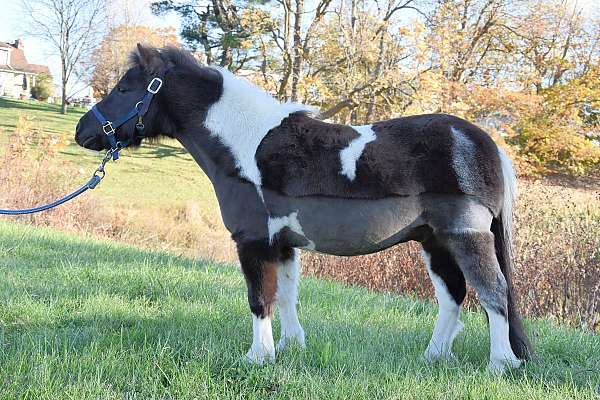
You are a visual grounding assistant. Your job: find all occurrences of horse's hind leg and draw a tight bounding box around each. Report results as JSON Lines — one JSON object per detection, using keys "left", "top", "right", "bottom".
{"left": 440, "top": 229, "right": 521, "bottom": 373}
{"left": 276, "top": 248, "right": 305, "bottom": 350}
{"left": 421, "top": 239, "right": 466, "bottom": 362}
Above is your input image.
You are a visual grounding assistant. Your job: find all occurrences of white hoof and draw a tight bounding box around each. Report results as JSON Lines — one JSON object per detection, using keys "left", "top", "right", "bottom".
{"left": 424, "top": 319, "right": 463, "bottom": 363}
{"left": 245, "top": 345, "right": 275, "bottom": 365}
{"left": 488, "top": 355, "right": 522, "bottom": 374}
{"left": 276, "top": 329, "right": 306, "bottom": 351}
{"left": 424, "top": 348, "right": 457, "bottom": 363}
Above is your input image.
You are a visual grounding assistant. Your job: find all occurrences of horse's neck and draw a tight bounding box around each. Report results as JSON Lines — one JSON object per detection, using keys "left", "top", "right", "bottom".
{"left": 177, "top": 132, "right": 222, "bottom": 182}
{"left": 177, "top": 68, "right": 313, "bottom": 186}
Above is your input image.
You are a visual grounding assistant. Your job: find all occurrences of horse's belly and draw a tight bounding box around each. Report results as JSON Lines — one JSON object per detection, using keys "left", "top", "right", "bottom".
{"left": 263, "top": 193, "right": 423, "bottom": 256}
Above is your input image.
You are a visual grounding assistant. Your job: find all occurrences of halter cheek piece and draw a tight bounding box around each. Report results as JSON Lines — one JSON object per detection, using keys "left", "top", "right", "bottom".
{"left": 91, "top": 69, "right": 167, "bottom": 160}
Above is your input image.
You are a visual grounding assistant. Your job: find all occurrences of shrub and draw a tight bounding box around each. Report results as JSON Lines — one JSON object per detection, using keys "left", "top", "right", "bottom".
{"left": 515, "top": 118, "right": 600, "bottom": 175}
{"left": 30, "top": 73, "right": 53, "bottom": 101}
{"left": 0, "top": 117, "right": 103, "bottom": 230}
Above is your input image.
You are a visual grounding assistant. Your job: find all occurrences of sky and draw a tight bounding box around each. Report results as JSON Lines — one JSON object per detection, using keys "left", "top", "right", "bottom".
{"left": 0, "top": 0, "right": 596, "bottom": 98}
{"left": 0, "top": 0, "right": 181, "bottom": 97}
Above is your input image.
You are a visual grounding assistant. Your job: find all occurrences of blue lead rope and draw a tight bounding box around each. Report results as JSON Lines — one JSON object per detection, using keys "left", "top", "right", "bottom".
{"left": 1, "top": 73, "right": 166, "bottom": 216}
{"left": 0, "top": 149, "right": 113, "bottom": 215}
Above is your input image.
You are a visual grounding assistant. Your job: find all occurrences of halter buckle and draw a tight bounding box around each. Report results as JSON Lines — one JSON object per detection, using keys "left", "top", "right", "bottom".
{"left": 147, "top": 78, "right": 163, "bottom": 94}
{"left": 102, "top": 121, "right": 115, "bottom": 135}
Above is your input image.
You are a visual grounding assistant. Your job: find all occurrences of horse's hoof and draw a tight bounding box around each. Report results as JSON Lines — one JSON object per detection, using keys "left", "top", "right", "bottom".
{"left": 276, "top": 330, "right": 306, "bottom": 351}
{"left": 245, "top": 346, "right": 275, "bottom": 365}
{"left": 487, "top": 356, "right": 522, "bottom": 374}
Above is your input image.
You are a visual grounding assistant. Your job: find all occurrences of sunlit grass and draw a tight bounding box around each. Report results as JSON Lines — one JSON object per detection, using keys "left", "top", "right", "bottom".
{"left": 0, "top": 221, "right": 599, "bottom": 399}
{"left": 0, "top": 97, "right": 218, "bottom": 211}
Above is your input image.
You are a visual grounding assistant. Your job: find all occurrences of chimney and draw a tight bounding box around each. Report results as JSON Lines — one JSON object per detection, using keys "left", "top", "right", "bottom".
{"left": 14, "top": 39, "right": 24, "bottom": 49}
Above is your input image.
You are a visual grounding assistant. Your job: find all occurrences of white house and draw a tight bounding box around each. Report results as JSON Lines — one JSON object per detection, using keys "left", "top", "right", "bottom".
{"left": 0, "top": 39, "right": 51, "bottom": 99}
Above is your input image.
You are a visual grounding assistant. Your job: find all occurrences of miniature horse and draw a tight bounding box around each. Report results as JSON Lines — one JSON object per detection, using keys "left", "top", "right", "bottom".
{"left": 75, "top": 44, "right": 530, "bottom": 373}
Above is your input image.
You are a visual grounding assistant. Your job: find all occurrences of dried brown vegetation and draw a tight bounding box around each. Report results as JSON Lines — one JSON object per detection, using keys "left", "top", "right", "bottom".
{"left": 0, "top": 117, "right": 107, "bottom": 232}
{"left": 304, "top": 176, "right": 600, "bottom": 331}
{"left": 1, "top": 118, "right": 598, "bottom": 330}
{"left": 0, "top": 118, "right": 235, "bottom": 261}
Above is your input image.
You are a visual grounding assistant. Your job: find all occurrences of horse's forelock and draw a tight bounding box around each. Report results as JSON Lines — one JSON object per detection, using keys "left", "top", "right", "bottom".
{"left": 128, "top": 45, "right": 200, "bottom": 75}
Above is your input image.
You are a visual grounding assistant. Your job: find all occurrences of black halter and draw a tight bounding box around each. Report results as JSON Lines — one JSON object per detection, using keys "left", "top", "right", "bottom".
{"left": 91, "top": 70, "right": 167, "bottom": 160}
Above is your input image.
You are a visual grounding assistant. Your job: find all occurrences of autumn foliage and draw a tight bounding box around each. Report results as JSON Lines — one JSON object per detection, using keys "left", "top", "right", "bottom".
{"left": 90, "top": 25, "right": 179, "bottom": 98}
{"left": 147, "top": 0, "right": 600, "bottom": 175}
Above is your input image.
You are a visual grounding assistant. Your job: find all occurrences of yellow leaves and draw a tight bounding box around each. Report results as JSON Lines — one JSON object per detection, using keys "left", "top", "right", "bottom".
{"left": 518, "top": 118, "right": 600, "bottom": 175}
{"left": 240, "top": 8, "right": 275, "bottom": 33}
{"left": 91, "top": 24, "right": 180, "bottom": 98}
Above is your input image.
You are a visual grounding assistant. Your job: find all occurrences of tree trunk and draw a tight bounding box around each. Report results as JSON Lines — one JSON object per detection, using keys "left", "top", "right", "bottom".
{"left": 366, "top": 29, "right": 386, "bottom": 122}
{"left": 220, "top": 45, "right": 232, "bottom": 67}
{"left": 277, "top": 0, "right": 293, "bottom": 100}
{"left": 61, "top": 81, "right": 67, "bottom": 114}
{"left": 290, "top": 0, "right": 304, "bottom": 102}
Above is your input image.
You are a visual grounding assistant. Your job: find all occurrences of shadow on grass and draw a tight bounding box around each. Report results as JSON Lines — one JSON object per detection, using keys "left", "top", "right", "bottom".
{"left": 58, "top": 141, "right": 190, "bottom": 163}
{"left": 128, "top": 142, "right": 190, "bottom": 160}
{"left": 0, "top": 97, "right": 85, "bottom": 115}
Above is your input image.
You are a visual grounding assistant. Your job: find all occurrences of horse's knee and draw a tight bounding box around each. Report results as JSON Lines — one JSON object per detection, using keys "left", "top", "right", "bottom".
{"left": 437, "top": 229, "right": 508, "bottom": 313}
{"left": 237, "top": 239, "right": 280, "bottom": 318}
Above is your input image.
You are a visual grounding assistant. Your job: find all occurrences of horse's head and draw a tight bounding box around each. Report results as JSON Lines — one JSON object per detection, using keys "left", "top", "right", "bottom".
{"left": 75, "top": 44, "right": 222, "bottom": 151}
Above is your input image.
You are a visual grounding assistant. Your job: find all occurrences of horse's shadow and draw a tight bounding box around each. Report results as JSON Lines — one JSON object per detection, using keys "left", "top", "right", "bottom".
{"left": 129, "top": 142, "right": 189, "bottom": 160}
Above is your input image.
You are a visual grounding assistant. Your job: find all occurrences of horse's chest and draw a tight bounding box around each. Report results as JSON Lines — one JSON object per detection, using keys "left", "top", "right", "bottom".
{"left": 262, "top": 191, "right": 423, "bottom": 256}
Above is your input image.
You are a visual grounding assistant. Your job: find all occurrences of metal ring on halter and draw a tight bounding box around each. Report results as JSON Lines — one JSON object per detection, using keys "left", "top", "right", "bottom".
{"left": 135, "top": 101, "right": 144, "bottom": 112}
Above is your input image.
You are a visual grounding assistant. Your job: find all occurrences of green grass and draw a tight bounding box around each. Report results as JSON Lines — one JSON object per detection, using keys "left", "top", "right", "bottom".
{"left": 0, "top": 97, "right": 219, "bottom": 212}
{"left": 1, "top": 221, "right": 599, "bottom": 399}
{"left": 0, "top": 97, "right": 84, "bottom": 137}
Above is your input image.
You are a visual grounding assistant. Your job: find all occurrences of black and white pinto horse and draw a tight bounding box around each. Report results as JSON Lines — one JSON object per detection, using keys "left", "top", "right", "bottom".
{"left": 75, "top": 45, "right": 531, "bottom": 373}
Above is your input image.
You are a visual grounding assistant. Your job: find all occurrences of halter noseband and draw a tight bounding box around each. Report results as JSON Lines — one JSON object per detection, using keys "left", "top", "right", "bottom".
{"left": 91, "top": 69, "right": 167, "bottom": 160}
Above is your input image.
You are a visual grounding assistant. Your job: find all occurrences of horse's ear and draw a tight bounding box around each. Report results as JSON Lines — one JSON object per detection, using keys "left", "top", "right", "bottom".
{"left": 136, "top": 43, "right": 164, "bottom": 73}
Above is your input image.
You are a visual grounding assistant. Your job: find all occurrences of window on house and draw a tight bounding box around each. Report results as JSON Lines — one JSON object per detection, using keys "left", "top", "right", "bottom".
{"left": 22, "top": 74, "right": 27, "bottom": 89}
{"left": 0, "top": 49, "right": 8, "bottom": 65}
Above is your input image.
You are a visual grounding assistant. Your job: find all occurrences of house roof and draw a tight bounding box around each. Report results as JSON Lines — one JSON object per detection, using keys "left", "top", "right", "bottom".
{"left": 0, "top": 40, "right": 50, "bottom": 75}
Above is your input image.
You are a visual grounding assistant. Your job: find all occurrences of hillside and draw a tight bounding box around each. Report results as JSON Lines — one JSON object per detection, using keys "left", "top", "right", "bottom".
{"left": 0, "top": 221, "right": 599, "bottom": 399}
{"left": 1, "top": 97, "right": 599, "bottom": 330}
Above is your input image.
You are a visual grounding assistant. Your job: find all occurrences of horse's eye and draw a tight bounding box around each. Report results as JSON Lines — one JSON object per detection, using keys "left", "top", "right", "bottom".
{"left": 117, "top": 86, "right": 127, "bottom": 93}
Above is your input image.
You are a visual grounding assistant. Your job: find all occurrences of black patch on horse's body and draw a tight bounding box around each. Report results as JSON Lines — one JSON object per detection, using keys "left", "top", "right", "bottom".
{"left": 256, "top": 113, "right": 503, "bottom": 213}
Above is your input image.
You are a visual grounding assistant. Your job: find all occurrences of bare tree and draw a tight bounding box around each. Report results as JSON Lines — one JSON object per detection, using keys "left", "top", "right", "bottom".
{"left": 22, "top": 0, "right": 105, "bottom": 114}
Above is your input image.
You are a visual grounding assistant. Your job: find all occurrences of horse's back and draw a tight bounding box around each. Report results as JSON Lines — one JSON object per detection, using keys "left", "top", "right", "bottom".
{"left": 256, "top": 112, "right": 503, "bottom": 213}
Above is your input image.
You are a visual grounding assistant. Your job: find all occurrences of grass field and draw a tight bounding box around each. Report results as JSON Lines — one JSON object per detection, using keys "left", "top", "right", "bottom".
{"left": 1, "top": 221, "right": 599, "bottom": 399}
{"left": 0, "top": 97, "right": 233, "bottom": 259}
{"left": 0, "top": 97, "right": 219, "bottom": 211}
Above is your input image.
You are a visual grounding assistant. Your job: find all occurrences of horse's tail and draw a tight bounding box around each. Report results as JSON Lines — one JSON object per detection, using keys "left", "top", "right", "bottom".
{"left": 493, "top": 147, "right": 531, "bottom": 360}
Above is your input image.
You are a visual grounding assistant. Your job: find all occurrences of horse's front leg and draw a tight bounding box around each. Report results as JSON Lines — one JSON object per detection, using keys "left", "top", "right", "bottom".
{"left": 237, "top": 240, "right": 279, "bottom": 365}
{"left": 276, "top": 248, "right": 305, "bottom": 350}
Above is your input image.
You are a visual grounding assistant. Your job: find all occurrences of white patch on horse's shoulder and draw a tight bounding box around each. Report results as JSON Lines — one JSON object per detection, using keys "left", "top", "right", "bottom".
{"left": 450, "top": 126, "right": 477, "bottom": 193}
{"left": 268, "top": 211, "right": 315, "bottom": 250}
{"left": 204, "top": 67, "right": 313, "bottom": 186}
{"left": 339, "top": 125, "right": 376, "bottom": 181}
